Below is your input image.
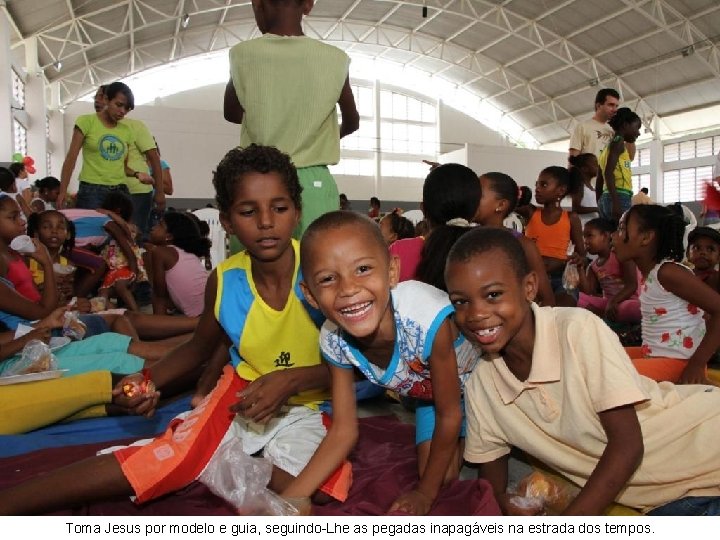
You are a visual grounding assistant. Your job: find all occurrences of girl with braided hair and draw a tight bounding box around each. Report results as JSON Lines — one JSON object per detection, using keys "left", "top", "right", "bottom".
{"left": 612, "top": 204, "right": 720, "bottom": 384}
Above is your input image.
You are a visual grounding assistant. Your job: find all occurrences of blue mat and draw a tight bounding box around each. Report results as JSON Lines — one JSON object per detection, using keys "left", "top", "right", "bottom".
{"left": 0, "top": 395, "right": 191, "bottom": 458}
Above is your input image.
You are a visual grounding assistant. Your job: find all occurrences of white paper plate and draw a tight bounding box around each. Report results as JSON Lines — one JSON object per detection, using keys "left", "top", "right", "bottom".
{"left": 0, "top": 369, "right": 68, "bottom": 386}
{"left": 49, "top": 336, "right": 72, "bottom": 351}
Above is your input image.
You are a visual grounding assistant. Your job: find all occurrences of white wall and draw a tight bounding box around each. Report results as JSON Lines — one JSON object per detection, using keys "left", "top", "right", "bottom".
{"left": 438, "top": 101, "right": 513, "bottom": 153}
{"left": 443, "top": 143, "right": 567, "bottom": 188}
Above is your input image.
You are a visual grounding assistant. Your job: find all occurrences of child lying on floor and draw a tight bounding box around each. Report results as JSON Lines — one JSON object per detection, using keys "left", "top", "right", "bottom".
{"left": 445, "top": 227, "right": 720, "bottom": 515}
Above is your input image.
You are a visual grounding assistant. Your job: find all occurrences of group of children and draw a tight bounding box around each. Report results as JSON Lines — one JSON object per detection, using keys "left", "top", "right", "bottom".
{"left": 1, "top": 143, "right": 719, "bottom": 518}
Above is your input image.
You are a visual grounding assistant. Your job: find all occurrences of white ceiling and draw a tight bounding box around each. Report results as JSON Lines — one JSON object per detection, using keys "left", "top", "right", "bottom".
{"left": 4, "top": 0, "right": 720, "bottom": 145}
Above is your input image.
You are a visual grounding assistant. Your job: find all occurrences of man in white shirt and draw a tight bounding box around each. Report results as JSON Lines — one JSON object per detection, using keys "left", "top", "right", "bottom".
{"left": 569, "top": 89, "right": 635, "bottom": 160}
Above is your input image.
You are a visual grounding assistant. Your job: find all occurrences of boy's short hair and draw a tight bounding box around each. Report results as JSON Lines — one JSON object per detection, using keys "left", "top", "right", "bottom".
{"left": 301, "top": 210, "right": 387, "bottom": 273}
{"left": 447, "top": 227, "right": 530, "bottom": 280}
{"left": 212, "top": 144, "right": 302, "bottom": 214}
{"left": 688, "top": 226, "right": 720, "bottom": 248}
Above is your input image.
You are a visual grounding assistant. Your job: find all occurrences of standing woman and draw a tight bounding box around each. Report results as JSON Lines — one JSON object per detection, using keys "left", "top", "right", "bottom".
{"left": 57, "top": 82, "right": 136, "bottom": 210}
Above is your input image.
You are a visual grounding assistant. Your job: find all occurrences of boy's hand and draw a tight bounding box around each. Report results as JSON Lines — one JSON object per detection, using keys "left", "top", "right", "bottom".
{"left": 28, "top": 327, "right": 52, "bottom": 344}
{"left": 136, "top": 172, "right": 154, "bottom": 185}
{"left": 387, "top": 489, "right": 433, "bottom": 515}
{"left": 37, "top": 306, "right": 69, "bottom": 329}
{"left": 111, "top": 373, "right": 161, "bottom": 417}
{"left": 230, "top": 370, "right": 296, "bottom": 424}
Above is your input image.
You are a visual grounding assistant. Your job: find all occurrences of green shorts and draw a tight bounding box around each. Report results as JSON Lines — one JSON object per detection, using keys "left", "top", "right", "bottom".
{"left": 294, "top": 166, "right": 340, "bottom": 238}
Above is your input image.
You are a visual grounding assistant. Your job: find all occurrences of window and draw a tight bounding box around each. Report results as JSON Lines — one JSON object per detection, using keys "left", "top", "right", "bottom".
{"left": 631, "top": 174, "right": 650, "bottom": 194}
{"left": 13, "top": 119, "right": 27, "bottom": 156}
{"left": 334, "top": 83, "right": 438, "bottom": 183}
{"left": 11, "top": 70, "right": 25, "bottom": 108}
{"left": 662, "top": 166, "right": 713, "bottom": 203}
{"left": 631, "top": 147, "right": 650, "bottom": 169}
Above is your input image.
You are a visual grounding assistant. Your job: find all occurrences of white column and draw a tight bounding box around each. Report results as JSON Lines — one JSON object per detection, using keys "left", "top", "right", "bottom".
{"left": 48, "top": 109, "right": 65, "bottom": 179}
{"left": 649, "top": 116, "right": 664, "bottom": 203}
{"left": 0, "top": 3, "right": 14, "bottom": 161}
{"left": 25, "top": 74, "right": 48, "bottom": 177}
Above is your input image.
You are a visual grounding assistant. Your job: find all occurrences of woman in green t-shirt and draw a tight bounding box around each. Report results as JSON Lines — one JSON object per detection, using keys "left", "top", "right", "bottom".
{"left": 58, "top": 82, "right": 135, "bottom": 210}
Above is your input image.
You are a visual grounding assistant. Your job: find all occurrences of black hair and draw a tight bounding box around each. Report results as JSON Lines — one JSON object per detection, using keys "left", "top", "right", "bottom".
{"left": 446, "top": 227, "right": 530, "bottom": 282}
{"left": 370, "top": 197, "right": 380, "bottom": 207}
{"left": 0, "top": 167, "right": 15, "bottom": 191}
{"left": 540, "top": 165, "right": 582, "bottom": 197}
{"left": 688, "top": 226, "right": 720, "bottom": 248}
{"left": 163, "top": 211, "right": 211, "bottom": 259}
{"left": 104, "top": 81, "right": 135, "bottom": 111}
{"left": 625, "top": 204, "right": 685, "bottom": 263}
{"left": 8, "top": 162, "right": 25, "bottom": 177}
{"left": 413, "top": 163, "right": 482, "bottom": 291}
{"left": 100, "top": 192, "right": 134, "bottom": 222}
{"left": 339, "top": 193, "right": 348, "bottom": 201}
{"left": 383, "top": 210, "right": 415, "bottom": 241}
{"left": 27, "top": 210, "right": 75, "bottom": 255}
{"left": 518, "top": 186, "right": 532, "bottom": 207}
{"left": 301, "top": 211, "right": 387, "bottom": 276}
{"left": 34, "top": 176, "right": 61, "bottom": 192}
{"left": 212, "top": 144, "right": 302, "bottom": 214}
{"left": 584, "top": 217, "right": 616, "bottom": 234}
{"left": 640, "top": 187, "right": 649, "bottom": 194}
{"left": 608, "top": 107, "right": 640, "bottom": 132}
{"left": 482, "top": 172, "right": 519, "bottom": 214}
{"left": 595, "top": 88, "right": 620, "bottom": 107}
{"left": 568, "top": 153, "right": 596, "bottom": 170}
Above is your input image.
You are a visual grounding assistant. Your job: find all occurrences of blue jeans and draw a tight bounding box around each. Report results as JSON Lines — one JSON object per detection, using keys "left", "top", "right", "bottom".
{"left": 131, "top": 191, "right": 154, "bottom": 240}
{"left": 648, "top": 496, "right": 720, "bottom": 516}
{"left": 75, "top": 182, "right": 130, "bottom": 210}
{"left": 598, "top": 191, "right": 632, "bottom": 221}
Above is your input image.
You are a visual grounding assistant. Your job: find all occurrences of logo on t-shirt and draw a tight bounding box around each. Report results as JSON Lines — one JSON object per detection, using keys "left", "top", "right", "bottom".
{"left": 98, "top": 135, "right": 126, "bottom": 161}
{"left": 274, "top": 351, "right": 294, "bottom": 368}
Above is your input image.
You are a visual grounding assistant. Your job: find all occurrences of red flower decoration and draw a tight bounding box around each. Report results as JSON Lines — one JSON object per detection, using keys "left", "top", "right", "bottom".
{"left": 641, "top": 344, "right": 652, "bottom": 356}
{"left": 661, "top": 332, "right": 670, "bottom": 342}
{"left": 676, "top": 329, "right": 683, "bottom": 335}
{"left": 654, "top": 308, "right": 667, "bottom": 316}
{"left": 687, "top": 304, "right": 699, "bottom": 315}
{"left": 683, "top": 336, "right": 694, "bottom": 349}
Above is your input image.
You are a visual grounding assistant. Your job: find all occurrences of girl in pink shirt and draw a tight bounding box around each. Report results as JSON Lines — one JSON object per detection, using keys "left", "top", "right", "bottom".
{"left": 148, "top": 212, "right": 210, "bottom": 317}
{"left": 577, "top": 218, "right": 640, "bottom": 324}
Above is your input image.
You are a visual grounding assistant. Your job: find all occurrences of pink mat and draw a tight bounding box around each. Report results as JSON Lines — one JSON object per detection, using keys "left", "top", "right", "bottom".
{"left": 0, "top": 415, "right": 500, "bottom": 516}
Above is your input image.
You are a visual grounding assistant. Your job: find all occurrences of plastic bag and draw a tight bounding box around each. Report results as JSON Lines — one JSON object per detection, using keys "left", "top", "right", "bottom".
{"left": 198, "top": 437, "right": 302, "bottom": 516}
{"left": 562, "top": 263, "right": 580, "bottom": 292}
{"left": 4, "top": 340, "right": 58, "bottom": 376}
{"left": 508, "top": 471, "right": 579, "bottom": 515}
{"left": 63, "top": 311, "right": 87, "bottom": 340}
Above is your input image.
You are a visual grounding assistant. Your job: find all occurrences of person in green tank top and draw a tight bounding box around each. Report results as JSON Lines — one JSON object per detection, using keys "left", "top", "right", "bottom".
{"left": 223, "top": 0, "right": 360, "bottom": 237}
